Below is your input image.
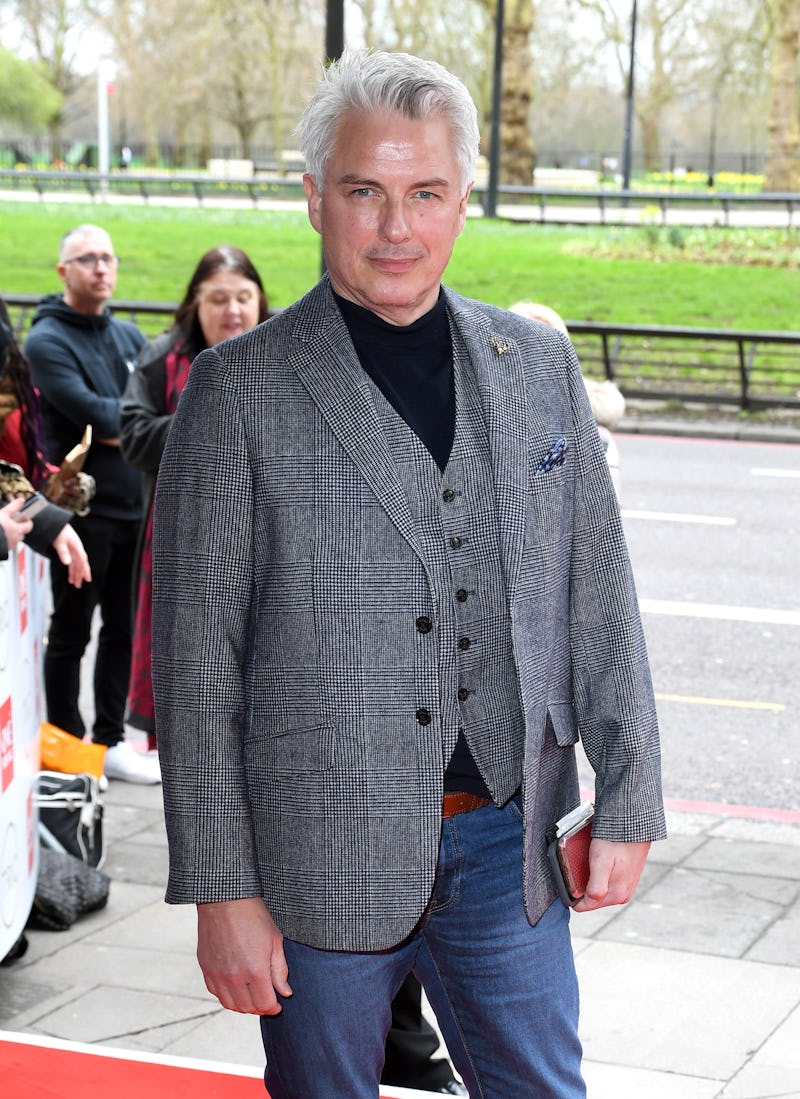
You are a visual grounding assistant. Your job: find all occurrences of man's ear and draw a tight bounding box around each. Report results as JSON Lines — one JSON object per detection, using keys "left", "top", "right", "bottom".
{"left": 303, "top": 174, "right": 323, "bottom": 234}
{"left": 457, "top": 181, "right": 474, "bottom": 233}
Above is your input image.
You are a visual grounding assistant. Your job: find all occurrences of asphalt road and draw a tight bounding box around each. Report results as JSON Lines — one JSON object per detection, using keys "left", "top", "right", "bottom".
{"left": 583, "top": 432, "right": 800, "bottom": 813}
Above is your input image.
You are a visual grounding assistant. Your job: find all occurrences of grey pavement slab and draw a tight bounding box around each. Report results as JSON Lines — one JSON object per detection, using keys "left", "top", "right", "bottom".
{"left": 718, "top": 1001, "right": 800, "bottom": 1098}
{"left": 22, "top": 984, "right": 219, "bottom": 1045}
{"left": 576, "top": 941, "right": 800, "bottom": 1081}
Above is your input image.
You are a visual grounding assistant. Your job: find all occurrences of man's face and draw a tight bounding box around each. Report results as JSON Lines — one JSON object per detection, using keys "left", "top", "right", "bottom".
{"left": 57, "top": 229, "right": 118, "bottom": 315}
{"left": 303, "top": 110, "right": 472, "bottom": 326}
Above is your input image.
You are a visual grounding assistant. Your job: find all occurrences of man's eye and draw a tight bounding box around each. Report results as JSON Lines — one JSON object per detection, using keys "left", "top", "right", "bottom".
{"left": 416, "top": 191, "right": 435, "bottom": 200}
{"left": 352, "top": 187, "right": 375, "bottom": 197}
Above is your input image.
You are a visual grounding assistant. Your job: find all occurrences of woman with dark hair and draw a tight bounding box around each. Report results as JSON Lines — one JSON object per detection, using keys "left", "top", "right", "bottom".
{"left": 0, "top": 298, "right": 91, "bottom": 585}
{"left": 120, "top": 245, "right": 269, "bottom": 745}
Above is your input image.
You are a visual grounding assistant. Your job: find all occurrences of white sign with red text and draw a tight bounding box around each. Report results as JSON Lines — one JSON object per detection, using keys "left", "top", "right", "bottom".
{"left": 0, "top": 546, "right": 46, "bottom": 959}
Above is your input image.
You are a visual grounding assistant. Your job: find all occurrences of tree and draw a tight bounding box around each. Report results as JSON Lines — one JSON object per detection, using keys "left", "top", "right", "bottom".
{"left": 0, "top": 45, "right": 62, "bottom": 135}
{"left": 6, "top": 0, "right": 92, "bottom": 156}
{"left": 477, "top": 0, "right": 535, "bottom": 185}
{"left": 764, "top": 0, "right": 800, "bottom": 191}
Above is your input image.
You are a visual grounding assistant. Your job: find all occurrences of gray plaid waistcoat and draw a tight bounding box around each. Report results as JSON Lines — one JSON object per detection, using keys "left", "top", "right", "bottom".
{"left": 366, "top": 345, "right": 525, "bottom": 804}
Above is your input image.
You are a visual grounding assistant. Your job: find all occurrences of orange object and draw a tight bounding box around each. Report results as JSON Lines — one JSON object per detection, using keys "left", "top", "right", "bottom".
{"left": 40, "top": 722, "right": 107, "bottom": 778}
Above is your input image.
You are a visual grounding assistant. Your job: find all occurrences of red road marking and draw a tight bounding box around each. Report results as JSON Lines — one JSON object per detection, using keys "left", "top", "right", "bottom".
{"left": 581, "top": 787, "right": 800, "bottom": 824}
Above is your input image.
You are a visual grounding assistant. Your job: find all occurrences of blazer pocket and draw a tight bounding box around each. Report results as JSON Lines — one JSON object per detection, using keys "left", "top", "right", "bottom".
{"left": 248, "top": 724, "right": 336, "bottom": 772}
{"left": 547, "top": 702, "right": 579, "bottom": 747}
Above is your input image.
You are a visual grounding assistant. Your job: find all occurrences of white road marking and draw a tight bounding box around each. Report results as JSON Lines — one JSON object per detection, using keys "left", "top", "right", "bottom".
{"left": 751, "top": 468, "right": 800, "bottom": 479}
{"left": 622, "top": 510, "right": 735, "bottom": 525}
{"left": 639, "top": 598, "right": 800, "bottom": 626}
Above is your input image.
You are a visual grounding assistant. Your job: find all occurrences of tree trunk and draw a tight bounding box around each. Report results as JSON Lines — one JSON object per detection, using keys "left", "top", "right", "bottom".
{"left": 501, "top": 0, "right": 535, "bottom": 185}
{"left": 764, "top": 0, "right": 800, "bottom": 192}
{"left": 639, "top": 112, "right": 661, "bottom": 173}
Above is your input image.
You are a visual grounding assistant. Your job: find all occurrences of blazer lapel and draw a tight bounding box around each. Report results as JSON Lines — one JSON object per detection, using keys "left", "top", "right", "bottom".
{"left": 446, "top": 291, "right": 534, "bottom": 602}
{"left": 287, "top": 287, "right": 424, "bottom": 558}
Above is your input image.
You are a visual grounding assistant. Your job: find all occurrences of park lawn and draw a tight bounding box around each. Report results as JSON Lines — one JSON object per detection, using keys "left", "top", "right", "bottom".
{"left": 2, "top": 201, "right": 797, "bottom": 331}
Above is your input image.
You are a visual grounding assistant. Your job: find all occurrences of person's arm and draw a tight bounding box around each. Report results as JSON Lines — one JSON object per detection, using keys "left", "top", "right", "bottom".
{"left": 563, "top": 342, "right": 665, "bottom": 908}
{"left": 17, "top": 499, "right": 92, "bottom": 588}
{"left": 152, "top": 346, "right": 272, "bottom": 1007}
{"left": 120, "top": 338, "right": 176, "bottom": 470}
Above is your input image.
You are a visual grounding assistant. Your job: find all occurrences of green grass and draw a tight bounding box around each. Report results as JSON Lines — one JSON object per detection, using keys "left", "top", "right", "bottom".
{"left": 2, "top": 200, "right": 798, "bottom": 331}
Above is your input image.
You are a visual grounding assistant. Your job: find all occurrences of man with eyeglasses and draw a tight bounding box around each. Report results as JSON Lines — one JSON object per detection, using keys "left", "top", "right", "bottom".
{"left": 25, "top": 223, "right": 160, "bottom": 785}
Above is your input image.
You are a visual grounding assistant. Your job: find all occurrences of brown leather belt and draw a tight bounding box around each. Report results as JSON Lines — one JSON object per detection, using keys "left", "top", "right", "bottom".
{"left": 442, "top": 792, "right": 491, "bottom": 819}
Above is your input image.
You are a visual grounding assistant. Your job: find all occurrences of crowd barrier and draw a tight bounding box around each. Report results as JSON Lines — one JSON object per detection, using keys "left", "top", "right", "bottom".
{"left": 0, "top": 545, "right": 48, "bottom": 960}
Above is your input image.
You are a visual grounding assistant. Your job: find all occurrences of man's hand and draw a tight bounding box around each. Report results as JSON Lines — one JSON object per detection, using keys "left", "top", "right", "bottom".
{"left": 51, "top": 525, "right": 92, "bottom": 588}
{"left": 196, "top": 897, "right": 292, "bottom": 1015}
{"left": 573, "top": 838, "right": 651, "bottom": 912}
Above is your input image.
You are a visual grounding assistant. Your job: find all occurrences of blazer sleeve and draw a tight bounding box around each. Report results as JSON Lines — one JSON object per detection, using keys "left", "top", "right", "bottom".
{"left": 151, "top": 345, "right": 262, "bottom": 904}
{"left": 563, "top": 344, "right": 666, "bottom": 843}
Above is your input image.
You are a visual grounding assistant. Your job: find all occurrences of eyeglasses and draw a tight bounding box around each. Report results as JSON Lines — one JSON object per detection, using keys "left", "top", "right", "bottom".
{"left": 64, "top": 253, "right": 119, "bottom": 270}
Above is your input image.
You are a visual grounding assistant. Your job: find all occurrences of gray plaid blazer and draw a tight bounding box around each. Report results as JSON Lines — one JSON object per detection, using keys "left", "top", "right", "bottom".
{"left": 152, "top": 277, "right": 665, "bottom": 951}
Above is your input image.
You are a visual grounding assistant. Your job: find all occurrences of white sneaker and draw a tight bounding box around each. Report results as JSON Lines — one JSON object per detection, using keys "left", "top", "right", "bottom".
{"left": 103, "top": 741, "right": 162, "bottom": 785}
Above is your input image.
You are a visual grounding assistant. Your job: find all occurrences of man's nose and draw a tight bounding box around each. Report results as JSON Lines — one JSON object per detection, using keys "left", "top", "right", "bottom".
{"left": 380, "top": 198, "right": 411, "bottom": 241}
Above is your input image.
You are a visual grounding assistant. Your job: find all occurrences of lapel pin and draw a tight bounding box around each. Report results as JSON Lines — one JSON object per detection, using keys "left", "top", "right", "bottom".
{"left": 492, "top": 336, "right": 513, "bottom": 355}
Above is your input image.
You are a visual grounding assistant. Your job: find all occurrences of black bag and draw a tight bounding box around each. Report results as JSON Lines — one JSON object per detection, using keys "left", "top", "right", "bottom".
{"left": 27, "top": 847, "right": 110, "bottom": 931}
{"left": 36, "top": 770, "right": 106, "bottom": 869}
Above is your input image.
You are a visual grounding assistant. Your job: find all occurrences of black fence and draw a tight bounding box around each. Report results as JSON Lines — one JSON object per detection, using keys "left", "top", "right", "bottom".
{"left": 5, "top": 295, "right": 799, "bottom": 414}
{"left": 2, "top": 168, "right": 800, "bottom": 228}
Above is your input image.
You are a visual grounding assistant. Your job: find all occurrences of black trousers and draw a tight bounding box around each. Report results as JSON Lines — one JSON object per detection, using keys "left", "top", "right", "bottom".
{"left": 381, "top": 973, "right": 455, "bottom": 1090}
{"left": 44, "top": 514, "right": 139, "bottom": 747}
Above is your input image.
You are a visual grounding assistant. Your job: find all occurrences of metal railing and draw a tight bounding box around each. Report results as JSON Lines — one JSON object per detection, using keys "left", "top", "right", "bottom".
{"left": 4, "top": 295, "right": 800, "bottom": 413}
{"left": 2, "top": 168, "right": 800, "bottom": 226}
{"left": 566, "top": 321, "right": 800, "bottom": 411}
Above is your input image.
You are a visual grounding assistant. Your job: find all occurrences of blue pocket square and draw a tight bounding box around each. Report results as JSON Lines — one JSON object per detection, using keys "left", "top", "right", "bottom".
{"left": 535, "top": 435, "right": 568, "bottom": 474}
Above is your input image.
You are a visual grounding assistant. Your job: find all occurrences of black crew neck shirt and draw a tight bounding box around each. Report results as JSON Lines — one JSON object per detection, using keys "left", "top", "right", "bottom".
{"left": 334, "top": 291, "right": 455, "bottom": 472}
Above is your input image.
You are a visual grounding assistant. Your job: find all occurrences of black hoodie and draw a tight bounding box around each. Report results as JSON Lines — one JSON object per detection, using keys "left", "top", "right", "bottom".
{"left": 24, "top": 294, "right": 145, "bottom": 521}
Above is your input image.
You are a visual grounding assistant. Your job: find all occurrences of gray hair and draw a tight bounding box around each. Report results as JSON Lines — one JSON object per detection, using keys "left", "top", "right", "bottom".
{"left": 296, "top": 49, "right": 479, "bottom": 193}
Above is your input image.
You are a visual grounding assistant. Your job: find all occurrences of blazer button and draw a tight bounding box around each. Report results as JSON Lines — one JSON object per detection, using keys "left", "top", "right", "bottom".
{"left": 458, "top": 636, "right": 471, "bottom": 651}
{"left": 416, "top": 616, "right": 433, "bottom": 634}
{"left": 416, "top": 708, "right": 432, "bottom": 726}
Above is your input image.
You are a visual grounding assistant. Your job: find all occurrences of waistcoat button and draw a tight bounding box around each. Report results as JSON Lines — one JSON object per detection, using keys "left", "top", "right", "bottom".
{"left": 455, "top": 588, "right": 468, "bottom": 602}
{"left": 458, "top": 687, "right": 470, "bottom": 701}
{"left": 442, "top": 488, "right": 455, "bottom": 502}
{"left": 450, "top": 536, "right": 462, "bottom": 549}
{"left": 458, "top": 636, "right": 471, "bottom": 651}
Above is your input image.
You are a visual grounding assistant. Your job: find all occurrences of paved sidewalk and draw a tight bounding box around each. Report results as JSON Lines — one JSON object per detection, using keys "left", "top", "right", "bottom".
{"left": 1, "top": 751, "right": 799, "bottom": 1098}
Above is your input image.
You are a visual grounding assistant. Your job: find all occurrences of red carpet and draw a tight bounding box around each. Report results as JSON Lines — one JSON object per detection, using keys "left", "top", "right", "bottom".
{"left": 0, "top": 1031, "right": 431, "bottom": 1098}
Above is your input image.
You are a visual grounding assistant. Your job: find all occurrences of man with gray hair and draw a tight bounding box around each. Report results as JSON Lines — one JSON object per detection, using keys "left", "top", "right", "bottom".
{"left": 153, "top": 50, "right": 665, "bottom": 1098}
{"left": 25, "top": 224, "right": 160, "bottom": 785}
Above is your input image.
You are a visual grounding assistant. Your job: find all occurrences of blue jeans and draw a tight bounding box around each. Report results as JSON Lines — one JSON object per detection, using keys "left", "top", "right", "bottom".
{"left": 260, "top": 798, "right": 586, "bottom": 1099}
